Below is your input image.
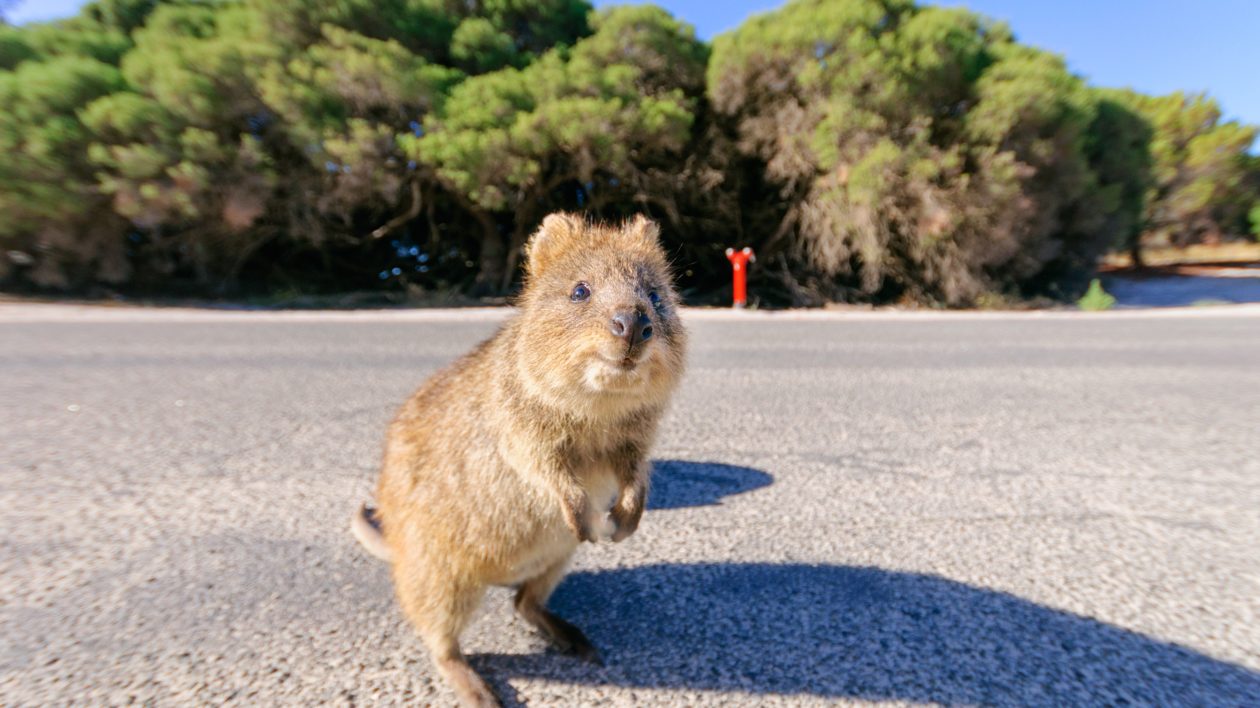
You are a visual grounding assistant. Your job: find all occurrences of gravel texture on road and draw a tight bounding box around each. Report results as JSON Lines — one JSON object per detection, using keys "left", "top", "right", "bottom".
{"left": 3, "top": 306, "right": 1258, "bottom": 706}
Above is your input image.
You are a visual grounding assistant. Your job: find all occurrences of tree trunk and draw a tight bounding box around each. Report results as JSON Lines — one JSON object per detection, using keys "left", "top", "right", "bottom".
{"left": 472, "top": 212, "right": 504, "bottom": 296}
{"left": 1128, "top": 232, "right": 1145, "bottom": 270}
{"left": 498, "top": 219, "right": 531, "bottom": 293}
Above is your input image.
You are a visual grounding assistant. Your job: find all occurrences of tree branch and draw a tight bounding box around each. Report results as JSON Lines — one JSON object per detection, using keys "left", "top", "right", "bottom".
{"left": 369, "top": 178, "right": 422, "bottom": 240}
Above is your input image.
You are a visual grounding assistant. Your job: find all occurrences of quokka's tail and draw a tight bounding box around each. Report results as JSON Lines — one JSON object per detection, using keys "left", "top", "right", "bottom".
{"left": 350, "top": 503, "right": 393, "bottom": 562}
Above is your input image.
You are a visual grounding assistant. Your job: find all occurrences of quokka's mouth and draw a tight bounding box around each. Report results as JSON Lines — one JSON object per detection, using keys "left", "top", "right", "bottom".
{"left": 586, "top": 351, "right": 654, "bottom": 393}
{"left": 598, "top": 352, "right": 644, "bottom": 371}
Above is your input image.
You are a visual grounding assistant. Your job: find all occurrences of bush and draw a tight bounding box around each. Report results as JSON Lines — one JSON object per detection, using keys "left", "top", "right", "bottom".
{"left": 1076, "top": 279, "right": 1116, "bottom": 311}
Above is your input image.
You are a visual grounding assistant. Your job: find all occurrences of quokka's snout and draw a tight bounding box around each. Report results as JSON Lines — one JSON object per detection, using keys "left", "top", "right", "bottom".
{"left": 608, "top": 307, "right": 653, "bottom": 349}
{"left": 352, "top": 212, "right": 687, "bottom": 707}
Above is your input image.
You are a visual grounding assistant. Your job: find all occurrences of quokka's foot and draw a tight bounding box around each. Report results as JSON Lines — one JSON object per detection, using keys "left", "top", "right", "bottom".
{"left": 516, "top": 596, "right": 603, "bottom": 665}
{"left": 437, "top": 655, "right": 502, "bottom": 708}
{"left": 545, "top": 613, "right": 603, "bottom": 666}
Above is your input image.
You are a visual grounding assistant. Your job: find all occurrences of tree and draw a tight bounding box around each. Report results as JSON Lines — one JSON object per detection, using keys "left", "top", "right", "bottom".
{"left": 78, "top": 3, "right": 284, "bottom": 286}
{"left": 708, "top": 0, "right": 1131, "bottom": 305}
{"left": 251, "top": 23, "right": 458, "bottom": 245}
{"left": 70, "top": 0, "right": 607, "bottom": 292}
{"left": 1104, "top": 90, "right": 1257, "bottom": 261}
{"left": 411, "top": 5, "right": 707, "bottom": 292}
{"left": 1086, "top": 91, "right": 1154, "bottom": 267}
{"left": 0, "top": 55, "right": 127, "bottom": 285}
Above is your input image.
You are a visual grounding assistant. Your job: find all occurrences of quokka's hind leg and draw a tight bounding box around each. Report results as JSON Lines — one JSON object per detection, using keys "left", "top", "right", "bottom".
{"left": 513, "top": 557, "right": 602, "bottom": 665}
{"left": 395, "top": 563, "right": 498, "bottom": 707}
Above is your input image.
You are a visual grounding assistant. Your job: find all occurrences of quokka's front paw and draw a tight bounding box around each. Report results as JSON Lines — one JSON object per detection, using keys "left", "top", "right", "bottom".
{"left": 561, "top": 493, "right": 595, "bottom": 542}
{"left": 609, "top": 504, "right": 643, "bottom": 543}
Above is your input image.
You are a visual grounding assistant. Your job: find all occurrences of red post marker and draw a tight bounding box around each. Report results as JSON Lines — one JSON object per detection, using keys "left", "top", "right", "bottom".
{"left": 725, "top": 247, "right": 755, "bottom": 308}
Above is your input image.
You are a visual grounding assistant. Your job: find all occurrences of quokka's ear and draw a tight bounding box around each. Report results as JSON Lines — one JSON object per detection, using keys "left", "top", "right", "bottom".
{"left": 624, "top": 214, "right": 661, "bottom": 245}
{"left": 526, "top": 212, "right": 583, "bottom": 275}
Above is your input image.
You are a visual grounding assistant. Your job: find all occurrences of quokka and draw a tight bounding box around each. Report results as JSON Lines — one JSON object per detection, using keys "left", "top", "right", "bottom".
{"left": 352, "top": 213, "right": 687, "bottom": 706}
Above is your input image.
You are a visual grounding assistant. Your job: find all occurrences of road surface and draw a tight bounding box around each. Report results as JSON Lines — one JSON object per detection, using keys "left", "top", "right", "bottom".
{"left": 2, "top": 305, "right": 1259, "bottom": 706}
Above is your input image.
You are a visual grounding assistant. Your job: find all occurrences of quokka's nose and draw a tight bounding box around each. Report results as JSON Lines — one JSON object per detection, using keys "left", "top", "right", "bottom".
{"left": 610, "top": 310, "right": 653, "bottom": 347}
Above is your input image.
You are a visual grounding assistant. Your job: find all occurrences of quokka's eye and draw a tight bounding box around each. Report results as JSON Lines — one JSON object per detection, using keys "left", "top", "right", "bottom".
{"left": 649, "top": 291, "right": 662, "bottom": 308}
{"left": 570, "top": 282, "right": 591, "bottom": 302}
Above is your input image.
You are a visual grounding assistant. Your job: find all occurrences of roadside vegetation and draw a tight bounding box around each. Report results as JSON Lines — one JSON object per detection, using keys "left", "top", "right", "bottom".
{"left": 1, "top": 0, "right": 1256, "bottom": 306}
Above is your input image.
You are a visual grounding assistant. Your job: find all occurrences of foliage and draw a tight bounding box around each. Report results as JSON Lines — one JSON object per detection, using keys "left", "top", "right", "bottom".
{"left": 1100, "top": 89, "right": 1257, "bottom": 255}
{"left": 708, "top": 0, "right": 1156, "bottom": 305}
{"left": 0, "top": 24, "right": 37, "bottom": 69}
{"left": 410, "top": 4, "right": 707, "bottom": 290}
{"left": 0, "top": 0, "right": 1256, "bottom": 303}
{"left": 1085, "top": 92, "right": 1154, "bottom": 265}
{"left": 0, "top": 54, "right": 127, "bottom": 285}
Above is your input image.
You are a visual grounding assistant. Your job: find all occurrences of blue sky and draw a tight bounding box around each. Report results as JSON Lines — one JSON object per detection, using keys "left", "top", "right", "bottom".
{"left": 9, "top": 0, "right": 1259, "bottom": 130}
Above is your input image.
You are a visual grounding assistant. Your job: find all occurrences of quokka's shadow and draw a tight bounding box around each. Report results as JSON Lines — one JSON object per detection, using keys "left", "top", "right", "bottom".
{"left": 480, "top": 563, "right": 1260, "bottom": 705}
{"left": 646, "top": 460, "right": 773, "bottom": 510}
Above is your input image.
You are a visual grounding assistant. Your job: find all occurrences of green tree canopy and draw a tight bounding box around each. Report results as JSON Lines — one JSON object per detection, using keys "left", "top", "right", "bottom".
{"left": 1101, "top": 89, "right": 1256, "bottom": 255}
{"left": 411, "top": 4, "right": 707, "bottom": 290}
{"left": 0, "top": 55, "right": 127, "bottom": 285}
{"left": 708, "top": 0, "right": 1147, "bottom": 304}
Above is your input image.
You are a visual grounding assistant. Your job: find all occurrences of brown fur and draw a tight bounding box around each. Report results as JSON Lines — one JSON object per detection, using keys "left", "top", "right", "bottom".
{"left": 353, "top": 213, "right": 687, "bottom": 707}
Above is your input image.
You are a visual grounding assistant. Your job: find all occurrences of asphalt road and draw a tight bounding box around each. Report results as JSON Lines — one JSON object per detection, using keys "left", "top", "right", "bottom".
{"left": 3, "top": 305, "right": 1259, "bottom": 706}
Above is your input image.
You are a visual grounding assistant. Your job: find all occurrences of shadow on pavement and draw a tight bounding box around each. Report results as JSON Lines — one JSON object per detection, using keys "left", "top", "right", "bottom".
{"left": 1105, "top": 271, "right": 1260, "bottom": 307}
{"left": 479, "top": 563, "right": 1260, "bottom": 705}
{"left": 647, "top": 460, "right": 773, "bottom": 510}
